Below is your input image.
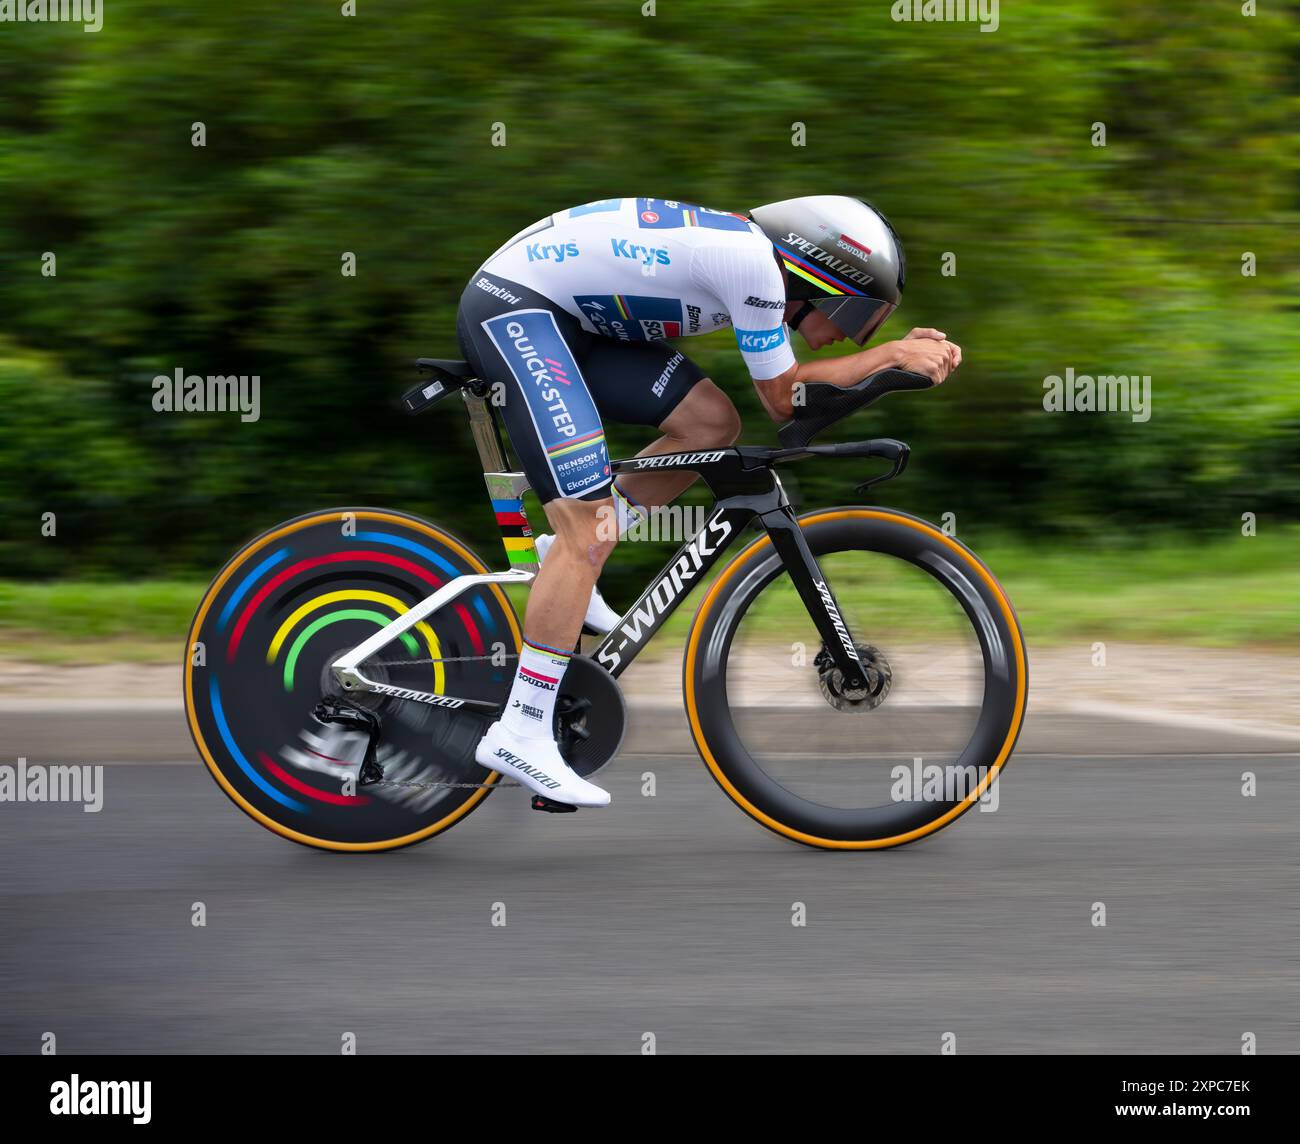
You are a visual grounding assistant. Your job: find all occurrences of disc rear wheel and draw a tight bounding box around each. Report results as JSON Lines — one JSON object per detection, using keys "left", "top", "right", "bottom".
{"left": 184, "top": 508, "right": 522, "bottom": 851}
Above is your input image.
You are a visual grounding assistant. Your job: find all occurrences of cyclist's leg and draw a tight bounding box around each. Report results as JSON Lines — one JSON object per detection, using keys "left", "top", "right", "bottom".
{"left": 580, "top": 340, "right": 742, "bottom": 522}
{"left": 456, "top": 274, "right": 613, "bottom": 804}
{"left": 456, "top": 273, "right": 615, "bottom": 642}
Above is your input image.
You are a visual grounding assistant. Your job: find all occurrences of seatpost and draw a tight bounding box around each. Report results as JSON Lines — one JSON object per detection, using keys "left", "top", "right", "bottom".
{"left": 462, "top": 389, "right": 538, "bottom": 573}
{"left": 463, "top": 388, "right": 508, "bottom": 472}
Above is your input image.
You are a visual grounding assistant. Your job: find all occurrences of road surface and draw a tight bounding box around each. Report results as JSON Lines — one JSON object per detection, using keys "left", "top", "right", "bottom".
{"left": 1, "top": 752, "right": 1296, "bottom": 1054}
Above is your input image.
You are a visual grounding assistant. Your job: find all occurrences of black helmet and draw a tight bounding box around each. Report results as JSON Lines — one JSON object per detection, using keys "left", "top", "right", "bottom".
{"left": 749, "top": 195, "right": 906, "bottom": 344}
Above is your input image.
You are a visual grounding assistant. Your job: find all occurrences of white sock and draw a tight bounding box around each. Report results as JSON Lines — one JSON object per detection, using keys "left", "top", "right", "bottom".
{"left": 501, "top": 639, "right": 571, "bottom": 738}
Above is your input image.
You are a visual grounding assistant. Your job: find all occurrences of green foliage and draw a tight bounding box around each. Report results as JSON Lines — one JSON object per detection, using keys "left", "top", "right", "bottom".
{"left": 5, "top": 526, "right": 1298, "bottom": 661}
{"left": 0, "top": 0, "right": 1296, "bottom": 592}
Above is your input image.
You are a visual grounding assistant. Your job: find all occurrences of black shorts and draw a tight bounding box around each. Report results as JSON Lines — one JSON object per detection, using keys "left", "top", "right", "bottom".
{"left": 456, "top": 272, "right": 706, "bottom": 503}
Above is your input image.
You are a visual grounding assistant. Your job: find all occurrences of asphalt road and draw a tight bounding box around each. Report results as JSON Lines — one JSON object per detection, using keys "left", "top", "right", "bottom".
{"left": 2, "top": 752, "right": 1297, "bottom": 1054}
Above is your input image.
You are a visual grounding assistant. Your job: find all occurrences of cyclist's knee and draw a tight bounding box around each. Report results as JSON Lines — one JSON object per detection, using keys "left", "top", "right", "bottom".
{"left": 546, "top": 493, "right": 617, "bottom": 571}
{"left": 708, "top": 389, "right": 743, "bottom": 446}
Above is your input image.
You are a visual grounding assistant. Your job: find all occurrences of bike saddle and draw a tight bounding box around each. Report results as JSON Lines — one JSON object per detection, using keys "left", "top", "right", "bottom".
{"left": 403, "top": 358, "right": 484, "bottom": 413}
{"left": 777, "top": 368, "right": 934, "bottom": 449}
{"left": 415, "top": 357, "right": 475, "bottom": 377}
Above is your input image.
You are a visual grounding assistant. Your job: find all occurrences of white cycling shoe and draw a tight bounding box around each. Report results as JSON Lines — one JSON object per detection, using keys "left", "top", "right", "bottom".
{"left": 475, "top": 720, "right": 611, "bottom": 808}
{"left": 533, "top": 533, "right": 622, "bottom": 635}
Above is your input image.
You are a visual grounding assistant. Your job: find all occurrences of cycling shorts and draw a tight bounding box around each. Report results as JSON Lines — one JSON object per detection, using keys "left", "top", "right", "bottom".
{"left": 456, "top": 272, "right": 706, "bottom": 504}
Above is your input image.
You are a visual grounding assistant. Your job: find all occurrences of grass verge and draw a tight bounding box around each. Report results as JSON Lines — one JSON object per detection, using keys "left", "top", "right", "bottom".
{"left": 1, "top": 529, "right": 1295, "bottom": 664}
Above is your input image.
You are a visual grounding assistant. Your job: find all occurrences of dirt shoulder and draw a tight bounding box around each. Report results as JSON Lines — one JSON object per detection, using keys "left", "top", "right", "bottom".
{"left": 0, "top": 641, "right": 1296, "bottom": 735}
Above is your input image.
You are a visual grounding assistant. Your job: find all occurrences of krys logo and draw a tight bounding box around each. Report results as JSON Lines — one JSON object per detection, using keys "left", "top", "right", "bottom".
{"left": 527, "top": 241, "right": 579, "bottom": 263}
{"left": 610, "top": 238, "right": 670, "bottom": 267}
{"left": 736, "top": 326, "right": 786, "bottom": 352}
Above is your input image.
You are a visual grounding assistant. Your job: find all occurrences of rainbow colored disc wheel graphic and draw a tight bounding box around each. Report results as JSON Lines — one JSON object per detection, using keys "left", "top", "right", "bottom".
{"left": 184, "top": 509, "right": 522, "bottom": 851}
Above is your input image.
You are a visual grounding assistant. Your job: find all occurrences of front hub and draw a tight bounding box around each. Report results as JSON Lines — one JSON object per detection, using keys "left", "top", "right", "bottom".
{"left": 815, "top": 643, "right": 892, "bottom": 713}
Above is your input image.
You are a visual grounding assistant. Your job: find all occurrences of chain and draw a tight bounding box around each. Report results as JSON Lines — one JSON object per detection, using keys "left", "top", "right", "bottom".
{"left": 368, "top": 778, "right": 521, "bottom": 792}
{"left": 368, "top": 654, "right": 519, "bottom": 668}
{"left": 354, "top": 651, "right": 523, "bottom": 788}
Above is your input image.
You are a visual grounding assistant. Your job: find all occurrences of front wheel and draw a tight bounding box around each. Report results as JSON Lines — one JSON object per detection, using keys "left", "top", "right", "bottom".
{"left": 684, "top": 507, "right": 1027, "bottom": 850}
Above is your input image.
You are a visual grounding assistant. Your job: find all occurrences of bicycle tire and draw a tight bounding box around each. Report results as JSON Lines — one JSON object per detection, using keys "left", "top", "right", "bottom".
{"left": 683, "top": 506, "right": 1027, "bottom": 850}
{"left": 184, "top": 507, "right": 522, "bottom": 852}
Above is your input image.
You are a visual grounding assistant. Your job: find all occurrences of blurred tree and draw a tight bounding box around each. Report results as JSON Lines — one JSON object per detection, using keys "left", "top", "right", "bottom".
{"left": 0, "top": 0, "right": 1296, "bottom": 584}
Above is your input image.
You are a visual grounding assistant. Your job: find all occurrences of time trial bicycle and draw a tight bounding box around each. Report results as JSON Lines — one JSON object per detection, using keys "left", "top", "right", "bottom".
{"left": 184, "top": 358, "right": 1027, "bottom": 851}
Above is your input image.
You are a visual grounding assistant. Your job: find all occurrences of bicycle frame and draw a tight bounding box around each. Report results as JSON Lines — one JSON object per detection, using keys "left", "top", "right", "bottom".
{"left": 594, "top": 450, "right": 864, "bottom": 684}
{"left": 331, "top": 392, "right": 872, "bottom": 708}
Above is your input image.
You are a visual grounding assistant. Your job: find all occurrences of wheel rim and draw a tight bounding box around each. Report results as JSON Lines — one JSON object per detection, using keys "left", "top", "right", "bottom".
{"left": 184, "top": 509, "right": 521, "bottom": 851}
{"left": 686, "top": 509, "right": 1027, "bottom": 849}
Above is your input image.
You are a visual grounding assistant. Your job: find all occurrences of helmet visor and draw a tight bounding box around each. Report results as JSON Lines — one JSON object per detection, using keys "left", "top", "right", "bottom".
{"left": 814, "top": 296, "right": 896, "bottom": 345}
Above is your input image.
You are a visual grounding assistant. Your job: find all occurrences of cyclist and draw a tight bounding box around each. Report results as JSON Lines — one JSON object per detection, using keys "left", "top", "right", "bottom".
{"left": 456, "top": 195, "right": 960, "bottom": 807}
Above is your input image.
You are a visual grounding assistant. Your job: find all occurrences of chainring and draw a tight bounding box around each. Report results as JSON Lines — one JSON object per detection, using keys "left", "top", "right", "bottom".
{"left": 353, "top": 652, "right": 626, "bottom": 787}
{"left": 553, "top": 655, "right": 627, "bottom": 778}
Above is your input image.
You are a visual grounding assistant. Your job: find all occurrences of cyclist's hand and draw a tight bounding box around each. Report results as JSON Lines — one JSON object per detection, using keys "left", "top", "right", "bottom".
{"left": 901, "top": 328, "right": 962, "bottom": 375}
{"left": 891, "top": 336, "right": 959, "bottom": 384}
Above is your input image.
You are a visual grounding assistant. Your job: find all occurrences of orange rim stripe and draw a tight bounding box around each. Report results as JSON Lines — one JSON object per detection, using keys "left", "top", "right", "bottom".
{"left": 683, "top": 509, "right": 1027, "bottom": 850}
{"left": 184, "top": 510, "right": 522, "bottom": 852}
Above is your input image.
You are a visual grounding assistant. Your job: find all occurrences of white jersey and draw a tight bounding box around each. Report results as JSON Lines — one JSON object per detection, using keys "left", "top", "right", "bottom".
{"left": 479, "top": 197, "right": 797, "bottom": 380}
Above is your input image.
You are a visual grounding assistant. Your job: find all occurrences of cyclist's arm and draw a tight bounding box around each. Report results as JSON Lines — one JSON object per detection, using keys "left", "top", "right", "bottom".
{"left": 753, "top": 343, "right": 901, "bottom": 421}
{"left": 699, "top": 240, "right": 799, "bottom": 391}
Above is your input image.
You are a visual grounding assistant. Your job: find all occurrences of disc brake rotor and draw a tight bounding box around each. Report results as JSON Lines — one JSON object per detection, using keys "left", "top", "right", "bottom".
{"left": 816, "top": 643, "right": 892, "bottom": 712}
